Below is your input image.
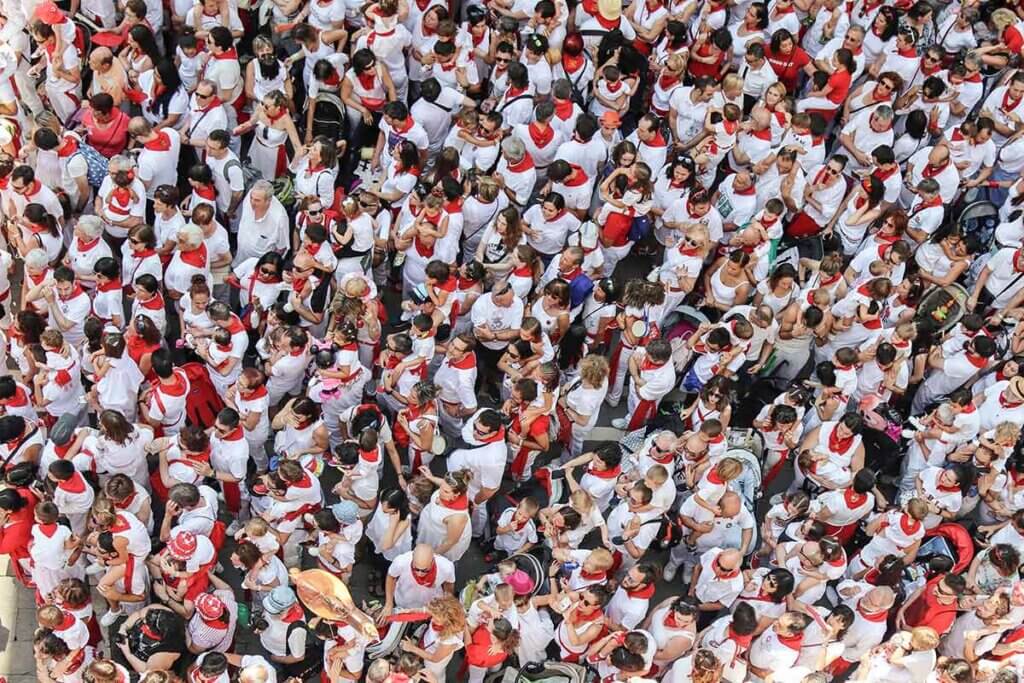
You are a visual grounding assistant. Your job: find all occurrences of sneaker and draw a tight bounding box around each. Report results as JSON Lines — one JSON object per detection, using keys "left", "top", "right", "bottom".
{"left": 611, "top": 418, "right": 628, "bottom": 430}
{"left": 308, "top": 547, "right": 320, "bottom": 558}
{"left": 663, "top": 563, "right": 678, "bottom": 582}
{"left": 604, "top": 399, "right": 620, "bottom": 409}
{"left": 99, "top": 608, "right": 123, "bottom": 627}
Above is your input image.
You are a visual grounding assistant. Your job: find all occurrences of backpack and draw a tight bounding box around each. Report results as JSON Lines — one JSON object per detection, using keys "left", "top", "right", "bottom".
{"left": 180, "top": 362, "right": 225, "bottom": 428}
{"left": 74, "top": 141, "right": 110, "bottom": 188}
{"left": 223, "top": 158, "right": 262, "bottom": 198}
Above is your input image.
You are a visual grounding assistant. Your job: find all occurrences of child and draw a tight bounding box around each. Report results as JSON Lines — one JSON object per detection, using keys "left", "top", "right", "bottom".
{"left": 30, "top": 501, "right": 82, "bottom": 602}
{"left": 53, "top": 578, "right": 101, "bottom": 647}
{"left": 589, "top": 64, "right": 632, "bottom": 118}
{"left": 331, "top": 437, "right": 381, "bottom": 516}
{"left": 184, "top": 164, "right": 217, "bottom": 217}
{"left": 678, "top": 457, "right": 743, "bottom": 546}
{"left": 492, "top": 497, "right": 540, "bottom": 560}
{"left": 685, "top": 325, "right": 746, "bottom": 393}
{"left": 733, "top": 198, "right": 785, "bottom": 281}
{"left": 694, "top": 103, "right": 741, "bottom": 187}
{"left": 467, "top": 582, "right": 519, "bottom": 629}
{"left": 310, "top": 502, "right": 363, "bottom": 582}
{"left": 383, "top": 315, "right": 434, "bottom": 390}
{"left": 759, "top": 490, "right": 810, "bottom": 559}
{"left": 175, "top": 33, "right": 202, "bottom": 93}
{"left": 104, "top": 169, "right": 144, "bottom": 232}
{"left": 475, "top": 558, "right": 518, "bottom": 595}
{"left": 233, "top": 517, "right": 280, "bottom": 559}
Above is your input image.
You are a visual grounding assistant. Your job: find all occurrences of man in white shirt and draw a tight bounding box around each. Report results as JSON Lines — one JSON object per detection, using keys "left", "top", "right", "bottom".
{"left": 234, "top": 181, "right": 289, "bottom": 267}
{"left": 129, "top": 117, "right": 182, "bottom": 199}
{"left": 434, "top": 334, "right": 478, "bottom": 438}
{"left": 494, "top": 137, "right": 537, "bottom": 207}
{"left": 901, "top": 144, "right": 961, "bottom": 207}
{"left": 669, "top": 77, "right": 716, "bottom": 147}
{"left": 204, "top": 130, "right": 246, "bottom": 228}
{"left": 690, "top": 548, "right": 745, "bottom": 618}
{"left": 204, "top": 27, "right": 243, "bottom": 131}
{"left": 182, "top": 79, "right": 229, "bottom": 152}
{"left": 739, "top": 43, "right": 777, "bottom": 112}
{"left": 980, "top": 70, "right": 1024, "bottom": 147}
{"left": 471, "top": 281, "right": 524, "bottom": 393}
{"left": 838, "top": 105, "right": 895, "bottom": 175}
{"left": 411, "top": 78, "right": 474, "bottom": 159}
{"left": 383, "top": 544, "right": 455, "bottom": 615}
{"left": 606, "top": 564, "right": 658, "bottom": 630}
{"left": 447, "top": 409, "right": 508, "bottom": 534}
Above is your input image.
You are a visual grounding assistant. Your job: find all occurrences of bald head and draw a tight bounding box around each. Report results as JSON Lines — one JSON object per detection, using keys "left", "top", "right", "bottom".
{"left": 862, "top": 586, "right": 896, "bottom": 612}
{"left": 412, "top": 543, "right": 435, "bottom": 569}
{"left": 928, "top": 144, "right": 950, "bottom": 166}
{"left": 718, "top": 549, "right": 742, "bottom": 570}
{"left": 718, "top": 491, "right": 741, "bottom": 517}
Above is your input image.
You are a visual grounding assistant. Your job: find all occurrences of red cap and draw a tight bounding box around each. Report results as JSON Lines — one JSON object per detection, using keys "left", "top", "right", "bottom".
{"left": 167, "top": 530, "right": 197, "bottom": 560}
{"left": 195, "top": 593, "right": 225, "bottom": 621}
{"left": 34, "top": 1, "right": 66, "bottom": 24}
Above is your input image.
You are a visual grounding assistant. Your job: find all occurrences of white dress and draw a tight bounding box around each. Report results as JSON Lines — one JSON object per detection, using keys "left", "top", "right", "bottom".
{"left": 415, "top": 490, "right": 472, "bottom": 563}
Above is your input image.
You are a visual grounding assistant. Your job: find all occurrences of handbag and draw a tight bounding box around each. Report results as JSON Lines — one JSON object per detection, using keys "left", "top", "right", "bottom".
{"left": 628, "top": 214, "right": 653, "bottom": 242}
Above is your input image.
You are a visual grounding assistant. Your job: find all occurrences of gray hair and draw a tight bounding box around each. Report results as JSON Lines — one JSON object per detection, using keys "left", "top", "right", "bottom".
{"left": 77, "top": 215, "right": 105, "bottom": 239}
{"left": 250, "top": 179, "right": 274, "bottom": 199}
{"left": 24, "top": 248, "right": 49, "bottom": 270}
{"left": 109, "top": 155, "right": 134, "bottom": 173}
{"left": 177, "top": 223, "right": 204, "bottom": 249}
{"left": 848, "top": 24, "right": 866, "bottom": 38}
{"left": 501, "top": 136, "right": 526, "bottom": 162}
{"left": 873, "top": 105, "right": 894, "bottom": 121}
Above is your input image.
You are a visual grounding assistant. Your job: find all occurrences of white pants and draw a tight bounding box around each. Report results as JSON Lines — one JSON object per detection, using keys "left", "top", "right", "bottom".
{"left": 601, "top": 241, "right": 634, "bottom": 279}
{"left": 321, "top": 381, "right": 368, "bottom": 449}
{"left": 606, "top": 343, "right": 635, "bottom": 406}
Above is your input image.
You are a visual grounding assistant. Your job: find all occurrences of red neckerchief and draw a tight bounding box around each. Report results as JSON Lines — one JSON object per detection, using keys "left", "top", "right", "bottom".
{"left": 449, "top": 353, "right": 476, "bottom": 370}
{"left": 553, "top": 97, "right": 575, "bottom": 121}
{"left": 528, "top": 122, "right": 554, "bottom": 148}
{"left": 1003, "top": 88, "right": 1022, "bottom": 113}
{"left": 626, "top": 582, "right": 655, "bottom": 599}
{"left": 712, "top": 557, "right": 740, "bottom": 579}
{"left": 658, "top": 73, "right": 679, "bottom": 90}
{"left": 587, "top": 464, "right": 621, "bottom": 479}
{"left": 594, "top": 12, "right": 618, "bottom": 29}
{"left": 440, "top": 493, "right": 469, "bottom": 511}
{"left": 212, "top": 47, "right": 238, "bottom": 61}
{"left": 195, "top": 184, "right": 216, "bottom": 200}
{"left": 394, "top": 116, "right": 414, "bottom": 134}
{"left": 478, "top": 426, "right": 505, "bottom": 444}
{"left": 37, "top": 522, "right": 58, "bottom": 538}
{"left": 750, "top": 127, "right": 772, "bottom": 141}
{"left": 570, "top": 605, "right": 604, "bottom": 625}
{"left": 353, "top": 69, "right": 372, "bottom": 90}
{"left": 857, "top": 602, "right": 888, "bottom": 622}
{"left": 965, "top": 352, "right": 988, "bottom": 368}
{"left": 113, "top": 490, "right": 137, "bottom": 510}
{"left": 0, "top": 385, "right": 29, "bottom": 408}
{"left": 76, "top": 235, "right": 101, "bottom": 252}
{"left": 199, "top": 95, "right": 223, "bottom": 112}
{"left": 239, "top": 385, "right": 269, "bottom": 401}
{"left": 844, "top": 488, "right": 867, "bottom": 508}
{"left": 221, "top": 426, "right": 244, "bottom": 442}
{"left": 828, "top": 426, "right": 855, "bottom": 454}
{"left": 58, "top": 283, "right": 85, "bottom": 301}
{"left": 733, "top": 181, "right": 756, "bottom": 195}
{"left": 97, "top": 278, "right": 122, "bottom": 293}
{"left": 899, "top": 513, "right": 921, "bottom": 535}
{"left": 873, "top": 164, "right": 898, "bottom": 182}
{"left": 140, "top": 291, "right": 164, "bottom": 310}
{"left": 564, "top": 165, "right": 589, "bottom": 187}
{"left": 897, "top": 46, "right": 917, "bottom": 58}
{"left": 579, "top": 568, "right": 606, "bottom": 582}
{"left": 922, "top": 161, "right": 949, "bottom": 178}
{"left": 412, "top": 560, "right": 438, "bottom": 586}
{"left": 57, "top": 136, "right": 78, "bottom": 158}
{"left": 776, "top": 631, "right": 804, "bottom": 650}
{"left": 280, "top": 603, "right": 305, "bottom": 623}
{"left": 774, "top": 3, "right": 795, "bottom": 14}
{"left": 560, "top": 265, "right": 582, "bottom": 280}
{"left": 160, "top": 369, "right": 189, "bottom": 397}
{"left": 936, "top": 479, "right": 960, "bottom": 493}
{"left": 728, "top": 625, "right": 753, "bottom": 649}
{"left": 144, "top": 131, "right": 172, "bottom": 152}
{"left": 640, "top": 357, "right": 664, "bottom": 371}
{"left": 359, "top": 446, "right": 379, "bottom": 463}
{"left": 648, "top": 447, "right": 673, "bottom": 465}
{"left": 179, "top": 243, "right": 208, "bottom": 268}
{"left": 414, "top": 236, "right": 434, "bottom": 258}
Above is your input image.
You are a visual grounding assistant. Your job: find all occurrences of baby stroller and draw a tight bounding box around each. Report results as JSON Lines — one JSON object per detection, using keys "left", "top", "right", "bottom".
{"left": 486, "top": 662, "right": 596, "bottom": 683}
{"left": 900, "top": 522, "right": 975, "bottom": 597}
{"left": 914, "top": 283, "right": 970, "bottom": 338}
{"left": 460, "top": 551, "right": 547, "bottom": 608}
{"left": 310, "top": 92, "right": 348, "bottom": 141}
{"left": 661, "top": 305, "right": 711, "bottom": 376}
{"left": 364, "top": 610, "right": 431, "bottom": 659}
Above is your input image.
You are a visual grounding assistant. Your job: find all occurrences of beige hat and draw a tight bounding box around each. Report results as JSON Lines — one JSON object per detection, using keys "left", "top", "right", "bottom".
{"left": 597, "top": 0, "right": 621, "bottom": 21}
{"left": 1008, "top": 376, "right": 1024, "bottom": 403}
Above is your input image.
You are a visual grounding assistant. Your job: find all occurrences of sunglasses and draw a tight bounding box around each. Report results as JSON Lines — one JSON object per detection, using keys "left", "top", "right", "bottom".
{"left": 196, "top": 91, "right": 214, "bottom": 99}
{"left": 307, "top": 208, "right": 322, "bottom": 216}
{"left": 259, "top": 267, "right": 278, "bottom": 276}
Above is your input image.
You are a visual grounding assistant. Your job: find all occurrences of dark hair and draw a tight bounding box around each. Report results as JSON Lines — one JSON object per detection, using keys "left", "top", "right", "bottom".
{"left": 150, "top": 60, "right": 182, "bottom": 118}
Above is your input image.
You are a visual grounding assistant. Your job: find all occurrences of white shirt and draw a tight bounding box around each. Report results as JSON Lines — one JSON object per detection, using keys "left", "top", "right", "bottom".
{"left": 470, "top": 293, "right": 524, "bottom": 350}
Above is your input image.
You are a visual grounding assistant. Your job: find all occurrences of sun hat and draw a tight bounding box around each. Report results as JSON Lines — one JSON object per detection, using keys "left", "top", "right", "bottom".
{"left": 331, "top": 500, "right": 360, "bottom": 525}
{"left": 167, "top": 531, "right": 197, "bottom": 561}
{"left": 262, "top": 586, "right": 297, "bottom": 614}
{"left": 506, "top": 569, "right": 534, "bottom": 596}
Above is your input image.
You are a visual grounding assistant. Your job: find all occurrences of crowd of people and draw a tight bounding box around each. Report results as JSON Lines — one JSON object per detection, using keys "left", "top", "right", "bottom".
{"left": 5, "top": 0, "right": 1024, "bottom": 680}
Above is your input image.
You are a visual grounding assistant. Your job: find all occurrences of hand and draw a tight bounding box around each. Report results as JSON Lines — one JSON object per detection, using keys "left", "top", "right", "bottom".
{"left": 166, "top": 500, "right": 182, "bottom": 517}
{"left": 189, "top": 461, "right": 214, "bottom": 477}
{"left": 376, "top": 604, "right": 393, "bottom": 626}
{"left": 400, "top": 637, "right": 416, "bottom": 653}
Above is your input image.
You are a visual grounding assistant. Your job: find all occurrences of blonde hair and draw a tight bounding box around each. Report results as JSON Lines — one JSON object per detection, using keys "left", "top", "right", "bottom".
{"left": 665, "top": 53, "right": 685, "bottom": 74}
{"left": 906, "top": 497, "right": 929, "bottom": 520}
{"left": 570, "top": 489, "right": 595, "bottom": 514}
{"left": 426, "top": 595, "right": 467, "bottom": 636}
{"left": 722, "top": 73, "right": 743, "bottom": 95}
{"left": 586, "top": 548, "right": 615, "bottom": 570}
{"left": 910, "top": 627, "right": 940, "bottom": 651}
{"left": 579, "top": 354, "right": 610, "bottom": 387}
{"left": 245, "top": 517, "right": 271, "bottom": 536}
{"left": 715, "top": 457, "right": 744, "bottom": 481}
{"left": 995, "top": 422, "right": 1019, "bottom": 444}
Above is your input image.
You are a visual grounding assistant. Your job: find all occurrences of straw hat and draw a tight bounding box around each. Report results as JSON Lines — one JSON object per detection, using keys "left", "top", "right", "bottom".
{"left": 597, "top": 0, "right": 621, "bottom": 21}
{"left": 1008, "top": 376, "right": 1024, "bottom": 403}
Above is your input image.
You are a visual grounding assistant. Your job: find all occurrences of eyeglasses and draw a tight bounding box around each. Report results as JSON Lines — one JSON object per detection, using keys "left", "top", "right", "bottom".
{"left": 495, "top": 57, "right": 510, "bottom": 63}
{"left": 196, "top": 91, "right": 214, "bottom": 99}
{"left": 827, "top": 167, "right": 842, "bottom": 176}
{"left": 259, "top": 267, "right": 277, "bottom": 276}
